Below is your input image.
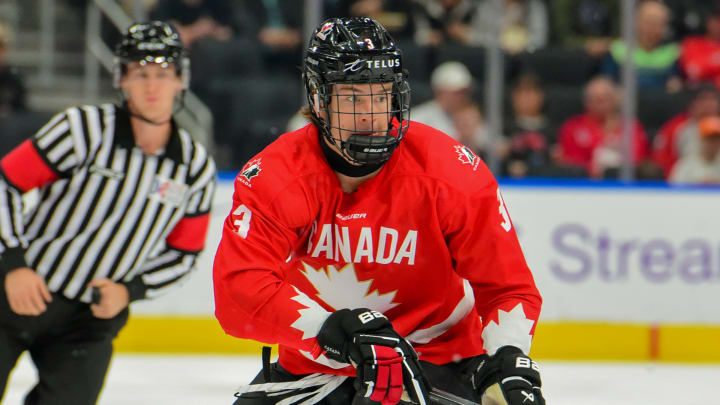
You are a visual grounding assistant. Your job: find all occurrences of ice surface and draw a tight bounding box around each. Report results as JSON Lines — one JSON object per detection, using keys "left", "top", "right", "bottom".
{"left": 4, "top": 354, "right": 720, "bottom": 405}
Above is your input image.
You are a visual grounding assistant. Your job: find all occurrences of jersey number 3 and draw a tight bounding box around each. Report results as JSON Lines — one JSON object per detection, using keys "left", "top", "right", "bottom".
{"left": 233, "top": 204, "right": 252, "bottom": 238}
{"left": 497, "top": 188, "right": 512, "bottom": 232}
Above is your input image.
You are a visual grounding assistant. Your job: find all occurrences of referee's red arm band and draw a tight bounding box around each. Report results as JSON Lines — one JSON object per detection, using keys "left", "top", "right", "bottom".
{"left": 0, "top": 139, "right": 60, "bottom": 192}
{"left": 166, "top": 214, "right": 210, "bottom": 253}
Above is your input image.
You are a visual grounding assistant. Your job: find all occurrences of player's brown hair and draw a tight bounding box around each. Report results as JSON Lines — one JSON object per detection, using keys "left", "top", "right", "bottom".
{"left": 301, "top": 107, "right": 313, "bottom": 121}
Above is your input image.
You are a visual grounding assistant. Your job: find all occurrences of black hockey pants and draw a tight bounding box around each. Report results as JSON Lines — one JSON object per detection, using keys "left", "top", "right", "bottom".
{"left": 0, "top": 284, "right": 128, "bottom": 405}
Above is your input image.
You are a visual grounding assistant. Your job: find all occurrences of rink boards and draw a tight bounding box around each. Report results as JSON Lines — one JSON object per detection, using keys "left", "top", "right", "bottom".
{"left": 118, "top": 177, "right": 720, "bottom": 362}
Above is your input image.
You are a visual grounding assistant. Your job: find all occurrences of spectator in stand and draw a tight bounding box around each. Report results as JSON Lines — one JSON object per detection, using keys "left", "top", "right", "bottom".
{"left": 151, "top": 0, "right": 235, "bottom": 48}
{"left": 679, "top": 2, "right": 720, "bottom": 89}
{"left": 475, "top": 0, "right": 549, "bottom": 53}
{"left": 556, "top": 76, "right": 649, "bottom": 178}
{"left": 236, "top": 0, "right": 304, "bottom": 75}
{"left": 503, "top": 73, "right": 554, "bottom": 177}
{"left": 549, "top": 0, "right": 619, "bottom": 56}
{"left": 451, "top": 102, "right": 487, "bottom": 155}
{"left": 669, "top": 115, "right": 720, "bottom": 184}
{"left": 325, "top": 0, "right": 415, "bottom": 40}
{"left": 412, "top": 61, "right": 476, "bottom": 140}
{"left": 663, "top": 0, "right": 707, "bottom": 40}
{"left": 600, "top": 0, "right": 682, "bottom": 92}
{"left": 653, "top": 84, "right": 720, "bottom": 177}
{"left": 0, "top": 20, "right": 26, "bottom": 117}
{"left": 412, "top": 0, "right": 547, "bottom": 52}
{"left": 411, "top": 0, "right": 481, "bottom": 47}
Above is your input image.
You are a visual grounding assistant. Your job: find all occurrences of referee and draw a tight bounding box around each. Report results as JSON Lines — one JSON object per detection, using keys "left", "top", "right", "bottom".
{"left": 0, "top": 21, "right": 216, "bottom": 404}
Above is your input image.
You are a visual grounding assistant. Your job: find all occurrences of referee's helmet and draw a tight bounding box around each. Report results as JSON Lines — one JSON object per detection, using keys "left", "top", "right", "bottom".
{"left": 113, "top": 21, "right": 189, "bottom": 89}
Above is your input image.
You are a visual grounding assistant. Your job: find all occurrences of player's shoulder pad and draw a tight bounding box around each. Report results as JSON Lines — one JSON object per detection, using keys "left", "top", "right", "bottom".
{"left": 400, "top": 121, "right": 496, "bottom": 194}
{"left": 234, "top": 125, "right": 329, "bottom": 204}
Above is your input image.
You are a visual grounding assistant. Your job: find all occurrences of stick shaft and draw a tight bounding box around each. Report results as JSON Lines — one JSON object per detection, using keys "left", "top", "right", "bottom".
{"left": 429, "top": 388, "right": 480, "bottom": 405}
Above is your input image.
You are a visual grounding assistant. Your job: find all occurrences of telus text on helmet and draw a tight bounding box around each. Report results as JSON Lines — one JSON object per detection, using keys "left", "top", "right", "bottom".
{"left": 343, "top": 58, "right": 401, "bottom": 72}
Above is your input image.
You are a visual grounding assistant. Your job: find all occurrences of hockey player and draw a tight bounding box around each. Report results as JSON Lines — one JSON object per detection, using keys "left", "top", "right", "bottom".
{"left": 0, "top": 21, "right": 215, "bottom": 404}
{"left": 213, "top": 17, "right": 544, "bottom": 405}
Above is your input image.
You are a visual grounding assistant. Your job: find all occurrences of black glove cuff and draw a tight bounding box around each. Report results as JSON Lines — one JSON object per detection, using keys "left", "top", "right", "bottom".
{"left": 121, "top": 276, "right": 147, "bottom": 302}
{"left": 0, "top": 246, "right": 29, "bottom": 274}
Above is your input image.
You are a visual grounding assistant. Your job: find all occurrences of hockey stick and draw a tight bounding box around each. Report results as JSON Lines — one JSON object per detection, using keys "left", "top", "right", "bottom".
{"left": 429, "top": 388, "right": 480, "bottom": 405}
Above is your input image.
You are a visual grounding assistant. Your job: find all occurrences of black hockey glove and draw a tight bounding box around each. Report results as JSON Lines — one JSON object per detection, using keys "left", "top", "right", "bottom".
{"left": 317, "top": 308, "right": 431, "bottom": 405}
{"left": 470, "top": 346, "right": 545, "bottom": 405}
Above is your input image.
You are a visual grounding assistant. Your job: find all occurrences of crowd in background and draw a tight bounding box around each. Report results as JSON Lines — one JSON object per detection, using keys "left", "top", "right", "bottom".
{"left": 3, "top": 0, "right": 720, "bottom": 184}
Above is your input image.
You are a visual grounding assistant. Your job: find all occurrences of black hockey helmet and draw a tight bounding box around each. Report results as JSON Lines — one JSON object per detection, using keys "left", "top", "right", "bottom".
{"left": 303, "top": 17, "right": 411, "bottom": 166}
{"left": 113, "top": 21, "right": 189, "bottom": 88}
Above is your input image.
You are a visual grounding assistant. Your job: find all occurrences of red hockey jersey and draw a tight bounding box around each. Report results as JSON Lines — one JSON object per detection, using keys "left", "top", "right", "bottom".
{"left": 213, "top": 122, "right": 541, "bottom": 375}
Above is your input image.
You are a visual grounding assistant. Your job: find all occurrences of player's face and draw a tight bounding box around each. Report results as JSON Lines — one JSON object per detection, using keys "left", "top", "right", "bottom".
{"left": 121, "top": 62, "right": 183, "bottom": 123}
{"left": 326, "top": 82, "right": 392, "bottom": 144}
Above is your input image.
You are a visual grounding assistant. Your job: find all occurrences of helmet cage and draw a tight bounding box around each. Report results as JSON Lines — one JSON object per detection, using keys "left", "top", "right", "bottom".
{"left": 306, "top": 71, "right": 410, "bottom": 166}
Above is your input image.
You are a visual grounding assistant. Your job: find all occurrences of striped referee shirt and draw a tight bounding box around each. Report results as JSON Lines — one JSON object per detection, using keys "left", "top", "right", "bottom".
{"left": 0, "top": 103, "right": 216, "bottom": 303}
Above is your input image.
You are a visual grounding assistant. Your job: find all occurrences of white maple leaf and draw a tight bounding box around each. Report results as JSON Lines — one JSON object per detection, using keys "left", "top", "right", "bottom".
{"left": 481, "top": 303, "right": 535, "bottom": 356}
{"left": 288, "top": 262, "right": 400, "bottom": 367}
{"left": 299, "top": 262, "right": 398, "bottom": 313}
{"left": 289, "top": 286, "right": 331, "bottom": 340}
{"left": 298, "top": 349, "right": 349, "bottom": 370}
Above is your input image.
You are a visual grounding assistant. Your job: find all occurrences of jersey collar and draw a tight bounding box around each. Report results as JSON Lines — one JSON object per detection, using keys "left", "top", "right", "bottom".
{"left": 115, "top": 104, "right": 184, "bottom": 163}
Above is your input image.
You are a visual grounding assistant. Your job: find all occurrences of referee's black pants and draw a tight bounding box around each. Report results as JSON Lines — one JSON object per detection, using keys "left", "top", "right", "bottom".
{"left": 0, "top": 286, "right": 128, "bottom": 405}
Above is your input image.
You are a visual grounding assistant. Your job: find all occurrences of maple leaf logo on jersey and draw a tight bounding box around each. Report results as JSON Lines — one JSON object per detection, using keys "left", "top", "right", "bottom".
{"left": 454, "top": 145, "right": 480, "bottom": 171}
{"left": 299, "top": 262, "right": 399, "bottom": 313}
{"left": 292, "top": 262, "right": 400, "bottom": 369}
{"left": 241, "top": 159, "right": 262, "bottom": 181}
{"left": 481, "top": 303, "right": 535, "bottom": 356}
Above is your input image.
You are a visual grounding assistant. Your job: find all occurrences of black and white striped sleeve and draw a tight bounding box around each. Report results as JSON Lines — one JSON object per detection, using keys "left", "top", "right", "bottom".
{"left": 0, "top": 107, "right": 95, "bottom": 272}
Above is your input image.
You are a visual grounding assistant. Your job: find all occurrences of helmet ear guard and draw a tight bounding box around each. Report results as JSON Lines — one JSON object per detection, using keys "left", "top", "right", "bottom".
{"left": 180, "top": 56, "right": 190, "bottom": 89}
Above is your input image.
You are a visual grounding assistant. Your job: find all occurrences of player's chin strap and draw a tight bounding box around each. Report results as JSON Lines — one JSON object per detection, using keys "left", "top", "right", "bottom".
{"left": 318, "top": 131, "right": 384, "bottom": 177}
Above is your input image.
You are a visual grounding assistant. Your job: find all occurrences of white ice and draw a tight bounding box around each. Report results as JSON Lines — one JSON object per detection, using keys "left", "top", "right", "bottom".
{"left": 4, "top": 353, "right": 720, "bottom": 405}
